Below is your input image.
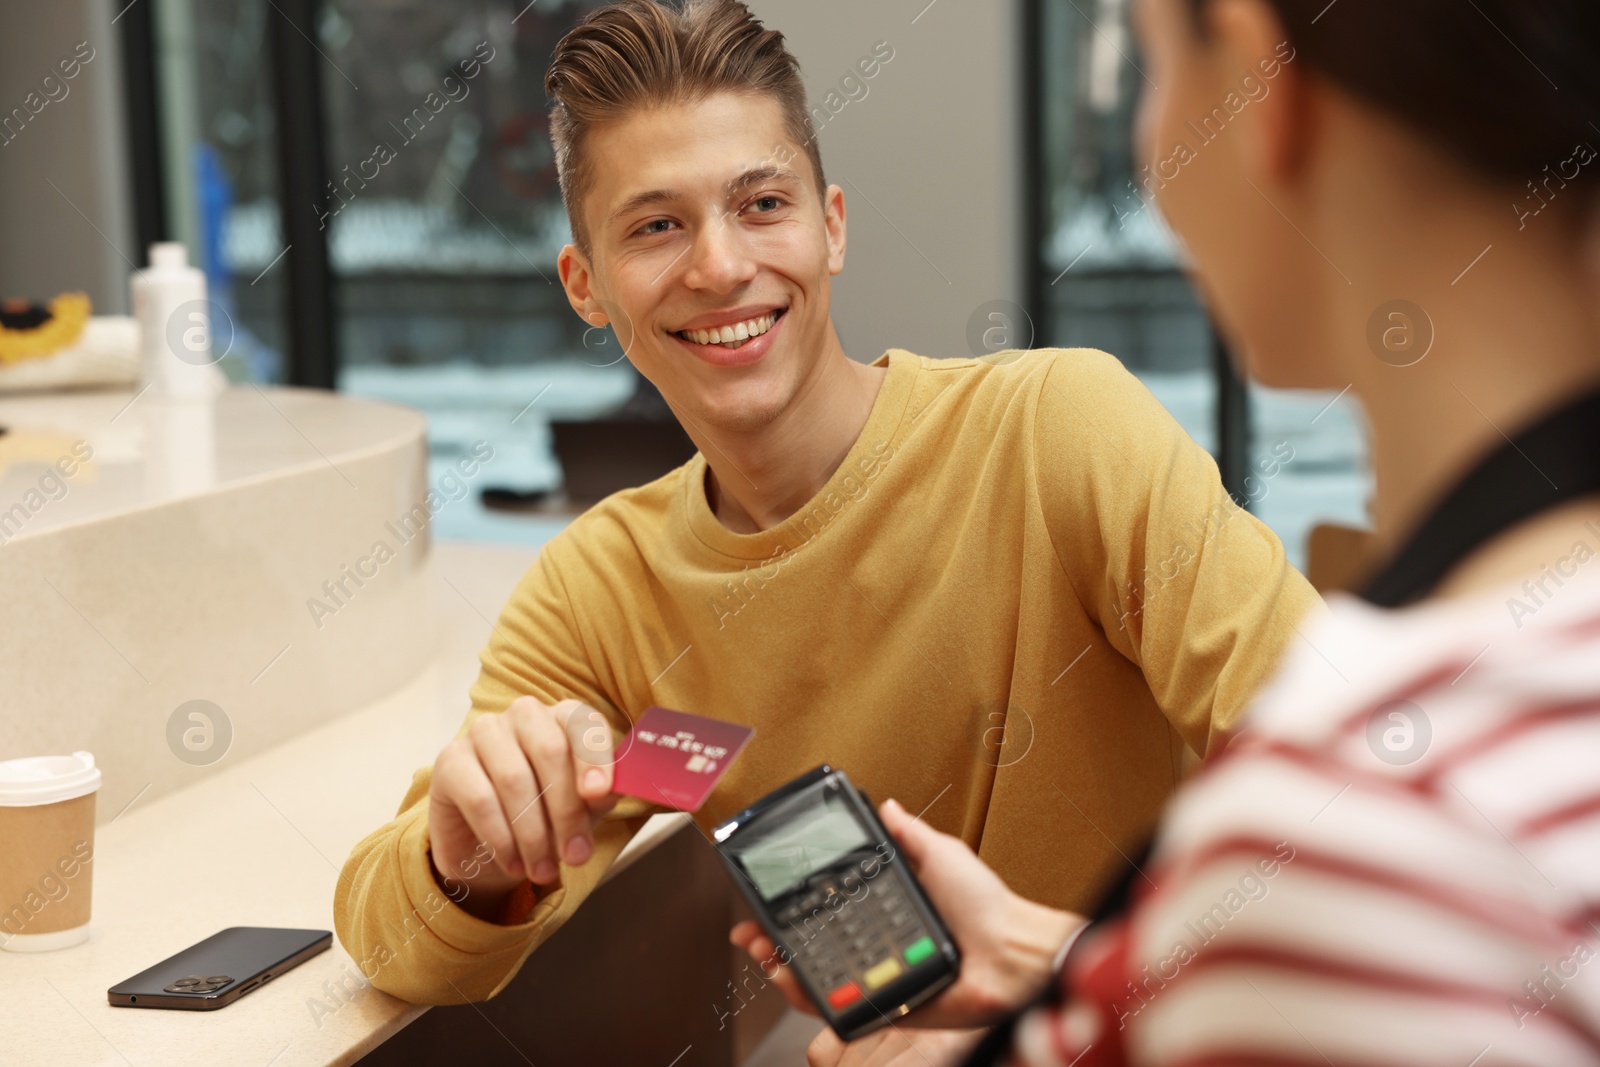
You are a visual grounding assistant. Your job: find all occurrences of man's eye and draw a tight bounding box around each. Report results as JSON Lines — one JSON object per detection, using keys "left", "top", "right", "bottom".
{"left": 635, "top": 218, "right": 676, "bottom": 236}
{"left": 750, "top": 196, "right": 784, "bottom": 213}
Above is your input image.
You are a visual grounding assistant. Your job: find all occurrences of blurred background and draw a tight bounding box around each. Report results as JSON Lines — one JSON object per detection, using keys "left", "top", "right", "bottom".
{"left": 0, "top": 0, "right": 1369, "bottom": 565}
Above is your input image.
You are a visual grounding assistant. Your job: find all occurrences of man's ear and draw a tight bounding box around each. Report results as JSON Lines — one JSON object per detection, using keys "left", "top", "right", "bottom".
{"left": 824, "top": 183, "right": 847, "bottom": 276}
{"left": 558, "top": 243, "right": 608, "bottom": 327}
{"left": 1207, "top": 0, "right": 1311, "bottom": 187}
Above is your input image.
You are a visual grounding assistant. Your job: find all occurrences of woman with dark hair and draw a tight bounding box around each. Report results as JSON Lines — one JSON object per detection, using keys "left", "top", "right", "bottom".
{"left": 734, "top": 0, "right": 1600, "bottom": 1063}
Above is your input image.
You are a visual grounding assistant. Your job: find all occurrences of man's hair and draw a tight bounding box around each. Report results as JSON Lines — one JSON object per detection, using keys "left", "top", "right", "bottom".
{"left": 546, "top": 0, "right": 826, "bottom": 254}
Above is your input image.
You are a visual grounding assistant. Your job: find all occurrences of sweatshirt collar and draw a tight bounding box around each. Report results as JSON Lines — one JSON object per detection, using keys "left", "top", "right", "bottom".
{"left": 683, "top": 349, "right": 917, "bottom": 560}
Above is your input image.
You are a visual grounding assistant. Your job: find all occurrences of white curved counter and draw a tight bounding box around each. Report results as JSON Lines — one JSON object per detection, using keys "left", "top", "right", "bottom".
{"left": 0, "top": 385, "right": 434, "bottom": 817}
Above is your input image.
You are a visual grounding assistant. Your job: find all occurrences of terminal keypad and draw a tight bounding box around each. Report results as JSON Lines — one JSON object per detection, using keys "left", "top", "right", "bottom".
{"left": 775, "top": 865, "right": 937, "bottom": 1011}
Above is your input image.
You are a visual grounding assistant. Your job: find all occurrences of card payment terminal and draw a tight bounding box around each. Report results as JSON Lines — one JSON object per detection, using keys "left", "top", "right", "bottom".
{"left": 713, "top": 765, "right": 960, "bottom": 1040}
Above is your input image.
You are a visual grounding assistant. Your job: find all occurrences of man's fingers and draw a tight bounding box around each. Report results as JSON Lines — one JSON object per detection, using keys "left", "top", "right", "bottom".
{"left": 440, "top": 743, "right": 522, "bottom": 880}
{"left": 471, "top": 715, "right": 550, "bottom": 880}
{"left": 427, "top": 697, "right": 621, "bottom": 907}
{"left": 556, "top": 699, "right": 616, "bottom": 804}
{"left": 513, "top": 703, "right": 593, "bottom": 875}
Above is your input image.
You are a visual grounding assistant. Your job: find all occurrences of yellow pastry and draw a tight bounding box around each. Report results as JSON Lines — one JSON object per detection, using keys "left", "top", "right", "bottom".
{"left": 0, "top": 292, "right": 92, "bottom": 365}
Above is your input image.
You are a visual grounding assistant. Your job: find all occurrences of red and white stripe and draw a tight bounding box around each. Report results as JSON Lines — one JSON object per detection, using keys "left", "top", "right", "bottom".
{"left": 1005, "top": 570, "right": 1600, "bottom": 1067}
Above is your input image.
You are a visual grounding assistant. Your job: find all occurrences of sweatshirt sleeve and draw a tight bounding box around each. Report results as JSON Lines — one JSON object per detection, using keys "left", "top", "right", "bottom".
{"left": 333, "top": 535, "right": 657, "bottom": 1004}
{"left": 1032, "top": 349, "right": 1322, "bottom": 758}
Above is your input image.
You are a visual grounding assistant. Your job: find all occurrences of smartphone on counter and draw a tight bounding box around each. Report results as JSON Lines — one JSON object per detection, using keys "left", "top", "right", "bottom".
{"left": 108, "top": 927, "right": 331, "bottom": 1010}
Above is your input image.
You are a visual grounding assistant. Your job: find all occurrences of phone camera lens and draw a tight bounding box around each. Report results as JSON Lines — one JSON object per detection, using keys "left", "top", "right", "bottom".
{"left": 164, "top": 975, "right": 232, "bottom": 994}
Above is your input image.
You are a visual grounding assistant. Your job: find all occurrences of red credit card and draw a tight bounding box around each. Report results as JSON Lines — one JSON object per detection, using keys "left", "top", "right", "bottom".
{"left": 610, "top": 706, "right": 754, "bottom": 812}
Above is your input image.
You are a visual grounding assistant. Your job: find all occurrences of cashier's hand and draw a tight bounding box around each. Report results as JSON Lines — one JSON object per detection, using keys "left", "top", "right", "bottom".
{"left": 808, "top": 1025, "right": 985, "bottom": 1067}
{"left": 428, "top": 697, "right": 618, "bottom": 920}
{"left": 730, "top": 798, "right": 1087, "bottom": 1030}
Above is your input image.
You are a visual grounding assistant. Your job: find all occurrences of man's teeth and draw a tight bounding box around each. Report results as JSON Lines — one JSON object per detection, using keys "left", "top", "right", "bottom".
{"left": 680, "top": 313, "right": 777, "bottom": 348}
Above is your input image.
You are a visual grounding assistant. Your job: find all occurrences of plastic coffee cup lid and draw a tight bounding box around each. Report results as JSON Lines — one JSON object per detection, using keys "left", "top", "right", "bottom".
{"left": 0, "top": 751, "right": 102, "bottom": 806}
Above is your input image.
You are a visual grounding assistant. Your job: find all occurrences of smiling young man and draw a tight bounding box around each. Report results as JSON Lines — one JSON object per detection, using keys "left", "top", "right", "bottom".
{"left": 334, "top": 0, "right": 1318, "bottom": 1020}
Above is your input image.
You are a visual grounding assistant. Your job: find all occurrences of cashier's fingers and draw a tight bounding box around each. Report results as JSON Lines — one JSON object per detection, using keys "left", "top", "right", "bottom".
{"left": 810, "top": 1027, "right": 984, "bottom": 1066}
{"left": 729, "top": 919, "right": 816, "bottom": 1016}
{"left": 807, "top": 1027, "right": 848, "bottom": 1067}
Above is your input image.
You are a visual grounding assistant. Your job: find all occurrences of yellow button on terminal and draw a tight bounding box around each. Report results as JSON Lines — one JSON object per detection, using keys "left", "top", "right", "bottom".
{"left": 863, "top": 957, "right": 904, "bottom": 990}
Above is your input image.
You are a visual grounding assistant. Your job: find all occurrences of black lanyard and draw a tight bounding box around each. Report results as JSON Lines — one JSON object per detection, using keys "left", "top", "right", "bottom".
{"left": 1360, "top": 385, "right": 1600, "bottom": 606}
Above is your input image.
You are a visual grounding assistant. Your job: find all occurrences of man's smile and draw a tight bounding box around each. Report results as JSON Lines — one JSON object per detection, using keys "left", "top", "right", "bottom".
{"left": 668, "top": 306, "right": 789, "bottom": 365}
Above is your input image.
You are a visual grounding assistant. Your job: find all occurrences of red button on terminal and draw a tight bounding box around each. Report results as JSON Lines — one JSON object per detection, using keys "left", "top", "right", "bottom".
{"left": 827, "top": 981, "right": 862, "bottom": 1008}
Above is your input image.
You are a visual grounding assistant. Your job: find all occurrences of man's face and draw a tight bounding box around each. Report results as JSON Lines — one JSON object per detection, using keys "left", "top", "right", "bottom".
{"left": 559, "top": 92, "right": 846, "bottom": 434}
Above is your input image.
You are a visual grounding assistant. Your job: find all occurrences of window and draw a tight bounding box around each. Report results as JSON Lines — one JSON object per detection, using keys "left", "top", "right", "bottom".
{"left": 1028, "top": 0, "right": 1370, "bottom": 572}
{"left": 135, "top": 0, "right": 644, "bottom": 544}
{"left": 149, "top": 0, "right": 288, "bottom": 385}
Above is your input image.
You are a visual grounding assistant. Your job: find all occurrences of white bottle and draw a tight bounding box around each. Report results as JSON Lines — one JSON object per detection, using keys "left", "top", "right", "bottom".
{"left": 131, "top": 242, "right": 227, "bottom": 399}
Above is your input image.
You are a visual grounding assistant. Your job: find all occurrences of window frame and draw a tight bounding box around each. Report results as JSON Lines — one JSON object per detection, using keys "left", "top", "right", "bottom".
{"left": 1021, "top": 0, "right": 1253, "bottom": 509}
{"left": 123, "top": 0, "right": 339, "bottom": 388}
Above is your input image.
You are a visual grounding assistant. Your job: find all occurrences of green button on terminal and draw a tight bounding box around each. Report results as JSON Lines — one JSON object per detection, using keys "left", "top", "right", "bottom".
{"left": 903, "top": 935, "right": 935, "bottom": 965}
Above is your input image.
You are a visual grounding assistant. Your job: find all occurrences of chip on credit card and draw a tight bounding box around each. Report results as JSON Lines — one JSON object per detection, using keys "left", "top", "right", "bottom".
{"left": 610, "top": 706, "right": 754, "bottom": 812}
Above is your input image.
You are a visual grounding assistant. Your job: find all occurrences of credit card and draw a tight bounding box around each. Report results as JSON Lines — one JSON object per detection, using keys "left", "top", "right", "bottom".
{"left": 610, "top": 706, "right": 754, "bottom": 812}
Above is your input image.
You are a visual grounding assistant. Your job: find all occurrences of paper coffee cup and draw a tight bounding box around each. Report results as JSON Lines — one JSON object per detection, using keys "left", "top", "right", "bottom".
{"left": 0, "top": 751, "right": 100, "bottom": 952}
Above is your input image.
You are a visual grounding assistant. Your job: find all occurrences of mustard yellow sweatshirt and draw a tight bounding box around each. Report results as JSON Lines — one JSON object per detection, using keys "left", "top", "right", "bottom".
{"left": 334, "top": 348, "right": 1320, "bottom": 1004}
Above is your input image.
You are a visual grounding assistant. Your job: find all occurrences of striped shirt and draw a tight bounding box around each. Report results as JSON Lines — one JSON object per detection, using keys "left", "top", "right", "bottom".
{"left": 1004, "top": 566, "right": 1600, "bottom": 1067}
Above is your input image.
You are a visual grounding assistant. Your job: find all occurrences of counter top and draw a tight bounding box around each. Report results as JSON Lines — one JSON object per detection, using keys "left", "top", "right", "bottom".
{"left": 5, "top": 539, "right": 688, "bottom": 1067}
{"left": 0, "top": 385, "right": 426, "bottom": 542}
{"left": 0, "top": 383, "right": 437, "bottom": 827}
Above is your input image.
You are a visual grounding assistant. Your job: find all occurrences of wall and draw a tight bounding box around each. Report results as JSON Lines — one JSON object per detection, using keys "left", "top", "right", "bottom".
{"left": 0, "top": 0, "right": 1025, "bottom": 359}
{"left": 748, "top": 0, "right": 1027, "bottom": 363}
{"left": 0, "top": 0, "right": 134, "bottom": 315}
